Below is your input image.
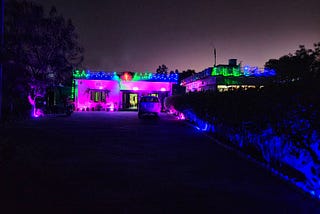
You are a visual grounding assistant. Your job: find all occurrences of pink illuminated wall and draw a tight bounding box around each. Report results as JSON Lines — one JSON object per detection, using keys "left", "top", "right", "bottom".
{"left": 185, "top": 77, "right": 216, "bottom": 92}
{"left": 76, "top": 79, "right": 120, "bottom": 110}
{"left": 185, "top": 80, "right": 202, "bottom": 92}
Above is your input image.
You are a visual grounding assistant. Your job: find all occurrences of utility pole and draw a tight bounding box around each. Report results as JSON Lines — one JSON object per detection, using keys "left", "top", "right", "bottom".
{"left": 213, "top": 47, "right": 217, "bottom": 67}
{"left": 0, "top": 0, "right": 4, "bottom": 121}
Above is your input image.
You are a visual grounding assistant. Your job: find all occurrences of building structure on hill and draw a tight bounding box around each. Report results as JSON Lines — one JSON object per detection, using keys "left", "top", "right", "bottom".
{"left": 181, "top": 59, "right": 276, "bottom": 92}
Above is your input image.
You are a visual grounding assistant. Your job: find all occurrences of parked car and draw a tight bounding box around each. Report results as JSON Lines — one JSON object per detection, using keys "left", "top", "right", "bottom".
{"left": 138, "top": 96, "right": 161, "bottom": 118}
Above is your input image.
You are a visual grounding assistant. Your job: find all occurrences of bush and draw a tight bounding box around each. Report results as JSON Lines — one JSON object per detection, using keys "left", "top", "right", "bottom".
{"left": 168, "top": 79, "right": 320, "bottom": 197}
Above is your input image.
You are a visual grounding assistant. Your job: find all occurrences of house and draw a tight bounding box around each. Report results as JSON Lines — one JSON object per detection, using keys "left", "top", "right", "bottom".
{"left": 72, "top": 70, "right": 178, "bottom": 111}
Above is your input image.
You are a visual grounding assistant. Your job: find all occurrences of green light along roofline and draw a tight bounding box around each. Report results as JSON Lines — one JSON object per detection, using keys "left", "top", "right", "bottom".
{"left": 132, "top": 72, "right": 153, "bottom": 81}
{"left": 211, "top": 66, "right": 276, "bottom": 77}
{"left": 211, "top": 67, "right": 242, "bottom": 77}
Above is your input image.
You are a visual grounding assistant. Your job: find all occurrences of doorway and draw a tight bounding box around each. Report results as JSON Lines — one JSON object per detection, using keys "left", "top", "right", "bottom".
{"left": 129, "top": 93, "right": 138, "bottom": 109}
{"left": 122, "top": 92, "right": 138, "bottom": 110}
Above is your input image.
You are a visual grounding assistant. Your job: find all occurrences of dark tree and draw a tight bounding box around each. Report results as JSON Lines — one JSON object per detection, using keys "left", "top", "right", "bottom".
{"left": 156, "top": 64, "right": 168, "bottom": 75}
{"left": 265, "top": 43, "right": 320, "bottom": 82}
{"left": 179, "top": 69, "right": 195, "bottom": 82}
{"left": 310, "top": 42, "right": 320, "bottom": 77}
{"left": 2, "top": 0, "right": 83, "bottom": 119}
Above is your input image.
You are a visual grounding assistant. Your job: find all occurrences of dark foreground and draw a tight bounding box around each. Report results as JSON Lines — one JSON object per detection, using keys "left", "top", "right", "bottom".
{"left": 0, "top": 112, "right": 319, "bottom": 213}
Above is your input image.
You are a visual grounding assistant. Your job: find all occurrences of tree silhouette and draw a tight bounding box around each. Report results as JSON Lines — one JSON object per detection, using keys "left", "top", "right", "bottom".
{"left": 2, "top": 0, "right": 83, "bottom": 118}
{"left": 156, "top": 64, "right": 168, "bottom": 75}
{"left": 178, "top": 69, "right": 195, "bottom": 83}
{"left": 265, "top": 43, "right": 320, "bottom": 82}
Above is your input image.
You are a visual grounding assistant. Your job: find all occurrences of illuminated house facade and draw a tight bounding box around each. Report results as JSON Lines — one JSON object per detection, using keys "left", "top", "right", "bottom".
{"left": 72, "top": 70, "right": 178, "bottom": 111}
{"left": 181, "top": 59, "right": 276, "bottom": 92}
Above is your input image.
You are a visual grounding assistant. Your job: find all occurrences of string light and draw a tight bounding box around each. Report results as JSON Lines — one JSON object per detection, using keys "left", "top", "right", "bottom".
{"left": 73, "top": 70, "right": 178, "bottom": 82}
{"left": 212, "top": 66, "right": 276, "bottom": 77}
{"left": 182, "top": 66, "right": 276, "bottom": 85}
{"left": 73, "top": 70, "right": 119, "bottom": 81}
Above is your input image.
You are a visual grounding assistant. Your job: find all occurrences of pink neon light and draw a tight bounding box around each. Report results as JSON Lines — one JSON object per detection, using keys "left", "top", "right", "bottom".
{"left": 34, "top": 108, "right": 44, "bottom": 118}
{"left": 28, "top": 95, "right": 44, "bottom": 118}
{"left": 28, "top": 95, "right": 35, "bottom": 106}
{"left": 108, "top": 102, "right": 115, "bottom": 111}
{"left": 178, "top": 112, "right": 185, "bottom": 120}
{"left": 160, "top": 87, "right": 166, "bottom": 91}
{"left": 133, "top": 86, "right": 139, "bottom": 91}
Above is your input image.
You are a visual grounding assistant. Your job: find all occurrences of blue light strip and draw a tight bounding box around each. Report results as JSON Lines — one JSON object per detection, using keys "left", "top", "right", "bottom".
{"left": 179, "top": 108, "right": 320, "bottom": 200}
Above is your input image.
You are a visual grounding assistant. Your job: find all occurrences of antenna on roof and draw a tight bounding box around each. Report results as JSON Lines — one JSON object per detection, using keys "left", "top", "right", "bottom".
{"left": 214, "top": 47, "right": 217, "bottom": 67}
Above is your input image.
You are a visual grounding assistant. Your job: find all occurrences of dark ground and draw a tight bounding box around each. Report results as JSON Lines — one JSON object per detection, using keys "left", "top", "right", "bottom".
{"left": 0, "top": 112, "right": 319, "bottom": 213}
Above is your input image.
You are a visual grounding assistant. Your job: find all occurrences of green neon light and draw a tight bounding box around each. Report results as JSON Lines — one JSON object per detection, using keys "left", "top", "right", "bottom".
{"left": 74, "top": 80, "right": 78, "bottom": 101}
{"left": 211, "top": 67, "right": 242, "bottom": 77}
{"left": 232, "top": 67, "right": 241, "bottom": 77}
{"left": 223, "top": 78, "right": 241, "bottom": 85}
{"left": 73, "top": 70, "right": 90, "bottom": 79}
{"left": 132, "top": 72, "right": 153, "bottom": 81}
{"left": 71, "top": 80, "right": 75, "bottom": 99}
{"left": 95, "top": 92, "right": 99, "bottom": 101}
{"left": 113, "top": 72, "right": 120, "bottom": 81}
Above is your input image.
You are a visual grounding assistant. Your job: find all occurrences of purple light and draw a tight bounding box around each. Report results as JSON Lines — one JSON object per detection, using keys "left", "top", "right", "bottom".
{"left": 160, "top": 87, "right": 166, "bottom": 92}
{"left": 28, "top": 95, "right": 44, "bottom": 118}
{"left": 33, "top": 108, "right": 44, "bottom": 118}
{"left": 177, "top": 112, "right": 185, "bottom": 120}
{"left": 28, "top": 95, "right": 35, "bottom": 106}
{"left": 106, "top": 102, "right": 115, "bottom": 111}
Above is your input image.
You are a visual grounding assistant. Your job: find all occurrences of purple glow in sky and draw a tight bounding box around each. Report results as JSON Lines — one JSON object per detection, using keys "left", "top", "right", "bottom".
{"left": 35, "top": 0, "right": 320, "bottom": 72}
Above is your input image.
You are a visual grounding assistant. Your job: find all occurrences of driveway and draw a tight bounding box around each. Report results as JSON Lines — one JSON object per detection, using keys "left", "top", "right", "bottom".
{"left": 0, "top": 112, "right": 319, "bottom": 213}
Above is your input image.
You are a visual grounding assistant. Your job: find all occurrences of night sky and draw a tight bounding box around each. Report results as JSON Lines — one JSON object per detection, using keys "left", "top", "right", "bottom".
{"left": 34, "top": 0, "right": 320, "bottom": 72}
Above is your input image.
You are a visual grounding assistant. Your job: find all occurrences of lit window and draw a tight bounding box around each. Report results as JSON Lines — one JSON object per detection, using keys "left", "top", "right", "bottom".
{"left": 90, "top": 90, "right": 107, "bottom": 102}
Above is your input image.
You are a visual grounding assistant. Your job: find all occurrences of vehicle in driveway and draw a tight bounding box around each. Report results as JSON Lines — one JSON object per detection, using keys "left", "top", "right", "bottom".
{"left": 138, "top": 96, "right": 161, "bottom": 118}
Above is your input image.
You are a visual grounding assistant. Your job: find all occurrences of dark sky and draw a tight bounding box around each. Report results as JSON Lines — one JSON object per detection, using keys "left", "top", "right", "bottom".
{"left": 34, "top": 0, "right": 320, "bottom": 72}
